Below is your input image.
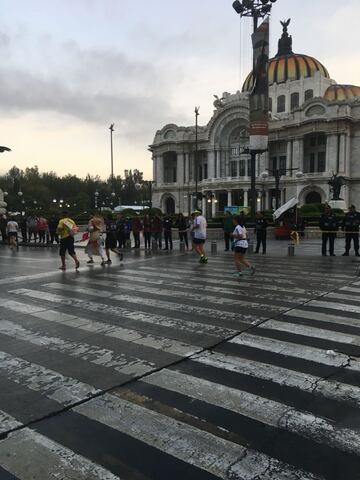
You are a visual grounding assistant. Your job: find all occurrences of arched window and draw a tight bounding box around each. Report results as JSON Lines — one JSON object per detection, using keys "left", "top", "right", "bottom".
{"left": 290, "top": 92, "right": 299, "bottom": 110}
{"left": 269, "top": 97, "right": 273, "bottom": 112}
{"left": 305, "top": 89, "right": 314, "bottom": 101}
{"left": 277, "top": 95, "right": 286, "bottom": 113}
{"left": 304, "top": 133, "right": 326, "bottom": 173}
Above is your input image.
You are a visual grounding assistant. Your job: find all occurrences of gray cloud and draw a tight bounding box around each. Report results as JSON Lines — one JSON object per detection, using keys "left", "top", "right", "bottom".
{"left": 0, "top": 34, "right": 186, "bottom": 145}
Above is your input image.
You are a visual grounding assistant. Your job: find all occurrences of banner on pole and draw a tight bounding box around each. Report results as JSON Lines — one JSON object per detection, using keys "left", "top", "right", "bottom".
{"left": 273, "top": 197, "right": 299, "bottom": 220}
{"left": 249, "top": 18, "right": 269, "bottom": 152}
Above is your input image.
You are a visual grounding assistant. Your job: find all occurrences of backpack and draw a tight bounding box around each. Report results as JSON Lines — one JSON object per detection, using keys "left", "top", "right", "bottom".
{"left": 63, "top": 218, "right": 79, "bottom": 237}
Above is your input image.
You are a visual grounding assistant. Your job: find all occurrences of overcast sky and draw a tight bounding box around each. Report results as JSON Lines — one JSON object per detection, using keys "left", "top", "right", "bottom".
{"left": 0, "top": 0, "right": 359, "bottom": 180}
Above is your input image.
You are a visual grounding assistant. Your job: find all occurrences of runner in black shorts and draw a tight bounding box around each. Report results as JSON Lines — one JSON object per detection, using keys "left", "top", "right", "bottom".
{"left": 57, "top": 212, "right": 80, "bottom": 271}
{"left": 231, "top": 215, "right": 255, "bottom": 277}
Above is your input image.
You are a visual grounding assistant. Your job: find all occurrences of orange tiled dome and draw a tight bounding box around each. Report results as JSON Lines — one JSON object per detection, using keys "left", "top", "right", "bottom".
{"left": 242, "top": 54, "right": 329, "bottom": 92}
{"left": 324, "top": 84, "right": 360, "bottom": 101}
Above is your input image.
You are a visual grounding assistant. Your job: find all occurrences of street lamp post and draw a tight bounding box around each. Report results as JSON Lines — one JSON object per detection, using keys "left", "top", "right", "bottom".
{"left": 109, "top": 123, "right": 115, "bottom": 195}
{"left": 194, "top": 106, "right": 200, "bottom": 210}
{"left": 232, "top": 0, "right": 277, "bottom": 223}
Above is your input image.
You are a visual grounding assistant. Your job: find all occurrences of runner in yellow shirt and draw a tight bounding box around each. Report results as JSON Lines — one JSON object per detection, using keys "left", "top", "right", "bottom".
{"left": 56, "top": 211, "right": 80, "bottom": 271}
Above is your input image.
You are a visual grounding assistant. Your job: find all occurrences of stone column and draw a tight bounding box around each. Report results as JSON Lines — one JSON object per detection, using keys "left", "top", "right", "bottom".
{"left": 227, "top": 190, "right": 232, "bottom": 206}
{"left": 225, "top": 150, "right": 230, "bottom": 177}
{"left": 184, "top": 153, "right": 190, "bottom": 183}
{"left": 216, "top": 150, "right": 221, "bottom": 178}
{"left": 212, "top": 194, "right": 217, "bottom": 217}
{"left": 177, "top": 153, "right": 185, "bottom": 186}
{"left": 243, "top": 190, "right": 248, "bottom": 207}
{"left": 345, "top": 132, "right": 351, "bottom": 177}
{"left": 157, "top": 155, "right": 163, "bottom": 184}
{"left": 293, "top": 139, "right": 303, "bottom": 172}
{"left": 287, "top": 141, "right": 293, "bottom": 172}
{"left": 207, "top": 150, "right": 216, "bottom": 179}
{"left": 326, "top": 135, "right": 337, "bottom": 173}
{"left": 202, "top": 196, "right": 207, "bottom": 215}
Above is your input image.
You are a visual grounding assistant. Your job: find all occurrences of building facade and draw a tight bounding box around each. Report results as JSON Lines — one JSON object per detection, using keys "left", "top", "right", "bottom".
{"left": 149, "top": 23, "right": 360, "bottom": 216}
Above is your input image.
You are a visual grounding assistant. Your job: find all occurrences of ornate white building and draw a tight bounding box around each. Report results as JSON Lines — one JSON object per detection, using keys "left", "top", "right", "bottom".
{"left": 149, "top": 23, "right": 360, "bottom": 216}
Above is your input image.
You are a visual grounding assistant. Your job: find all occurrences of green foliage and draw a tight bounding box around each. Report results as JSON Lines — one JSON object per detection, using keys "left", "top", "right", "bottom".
{"left": 0, "top": 165, "right": 149, "bottom": 217}
{"left": 300, "top": 203, "right": 324, "bottom": 215}
{"left": 118, "top": 208, "right": 138, "bottom": 217}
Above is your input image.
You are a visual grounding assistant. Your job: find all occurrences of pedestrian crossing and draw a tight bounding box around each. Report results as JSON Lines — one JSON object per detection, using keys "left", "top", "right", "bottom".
{"left": 0, "top": 253, "right": 359, "bottom": 479}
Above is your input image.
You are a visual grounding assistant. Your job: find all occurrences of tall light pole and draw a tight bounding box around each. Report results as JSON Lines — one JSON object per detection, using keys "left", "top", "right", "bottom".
{"left": 232, "top": 0, "right": 277, "bottom": 222}
{"left": 109, "top": 123, "right": 115, "bottom": 195}
{"left": 194, "top": 106, "right": 200, "bottom": 210}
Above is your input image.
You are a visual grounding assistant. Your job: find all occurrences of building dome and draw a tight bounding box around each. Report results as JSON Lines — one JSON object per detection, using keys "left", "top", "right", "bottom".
{"left": 324, "top": 84, "right": 360, "bottom": 101}
{"left": 242, "top": 19, "right": 330, "bottom": 92}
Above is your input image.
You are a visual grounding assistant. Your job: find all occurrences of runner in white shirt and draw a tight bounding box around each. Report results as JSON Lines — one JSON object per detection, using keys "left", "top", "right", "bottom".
{"left": 191, "top": 210, "right": 208, "bottom": 264}
{"left": 231, "top": 215, "right": 255, "bottom": 277}
{"left": 6, "top": 217, "right": 19, "bottom": 250}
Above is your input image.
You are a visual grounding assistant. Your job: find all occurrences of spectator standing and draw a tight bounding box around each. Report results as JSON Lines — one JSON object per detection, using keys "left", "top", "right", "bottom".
{"left": 19, "top": 215, "right": 28, "bottom": 243}
{"left": 37, "top": 215, "right": 48, "bottom": 243}
{"left": 0, "top": 214, "right": 7, "bottom": 243}
{"left": 152, "top": 215, "right": 163, "bottom": 249}
{"left": 177, "top": 213, "right": 189, "bottom": 250}
{"left": 163, "top": 215, "right": 173, "bottom": 250}
{"left": 6, "top": 217, "right": 19, "bottom": 250}
{"left": 105, "top": 213, "right": 123, "bottom": 263}
{"left": 116, "top": 214, "right": 126, "bottom": 249}
{"left": 27, "top": 214, "right": 38, "bottom": 242}
{"left": 132, "top": 217, "right": 143, "bottom": 249}
{"left": 342, "top": 205, "right": 360, "bottom": 256}
{"left": 254, "top": 212, "right": 268, "bottom": 255}
{"left": 143, "top": 215, "right": 152, "bottom": 250}
{"left": 48, "top": 215, "right": 59, "bottom": 244}
{"left": 319, "top": 205, "right": 338, "bottom": 257}
{"left": 124, "top": 217, "right": 132, "bottom": 247}
{"left": 56, "top": 211, "right": 80, "bottom": 271}
{"left": 223, "top": 211, "right": 233, "bottom": 251}
{"left": 189, "top": 212, "right": 196, "bottom": 250}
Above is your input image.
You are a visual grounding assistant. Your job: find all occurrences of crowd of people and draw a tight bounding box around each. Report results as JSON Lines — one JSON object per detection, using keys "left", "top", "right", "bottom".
{"left": 0, "top": 213, "right": 60, "bottom": 245}
{"left": 319, "top": 204, "right": 360, "bottom": 257}
{"left": 2, "top": 204, "right": 359, "bottom": 275}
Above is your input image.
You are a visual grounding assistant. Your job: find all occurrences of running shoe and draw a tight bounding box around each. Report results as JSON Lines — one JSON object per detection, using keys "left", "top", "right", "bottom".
{"left": 105, "top": 259, "right": 112, "bottom": 264}
{"left": 87, "top": 259, "right": 94, "bottom": 264}
{"left": 59, "top": 266, "right": 66, "bottom": 271}
{"left": 75, "top": 260, "right": 80, "bottom": 270}
{"left": 100, "top": 260, "right": 106, "bottom": 266}
{"left": 250, "top": 266, "right": 256, "bottom": 276}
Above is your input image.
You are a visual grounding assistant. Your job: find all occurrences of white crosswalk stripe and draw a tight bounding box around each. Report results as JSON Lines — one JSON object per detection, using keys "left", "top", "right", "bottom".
{"left": 0, "top": 427, "right": 121, "bottom": 480}
{"left": 0, "top": 255, "right": 359, "bottom": 479}
{"left": 8, "top": 287, "right": 238, "bottom": 337}
{"left": 143, "top": 368, "right": 360, "bottom": 455}
{"left": 75, "top": 393, "right": 323, "bottom": 480}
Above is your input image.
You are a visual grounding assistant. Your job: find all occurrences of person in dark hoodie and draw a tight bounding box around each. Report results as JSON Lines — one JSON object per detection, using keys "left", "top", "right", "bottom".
{"left": 319, "top": 205, "right": 338, "bottom": 257}
{"left": 163, "top": 215, "right": 173, "bottom": 250}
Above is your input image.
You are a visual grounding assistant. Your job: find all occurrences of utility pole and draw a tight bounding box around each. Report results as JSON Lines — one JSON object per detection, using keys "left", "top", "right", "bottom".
{"left": 232, "top": 0, "right": 277, "bottom": 222}
{"left": 194, "top": 106, "right": 200, "bottom": 210}
{"left": 109, "top": 123, "right": 115, "bottom": 195}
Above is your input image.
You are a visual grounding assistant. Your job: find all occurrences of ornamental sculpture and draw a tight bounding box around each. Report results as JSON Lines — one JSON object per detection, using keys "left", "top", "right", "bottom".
{"left": 328, "top": 173, "right": 346, "bottom": 201}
